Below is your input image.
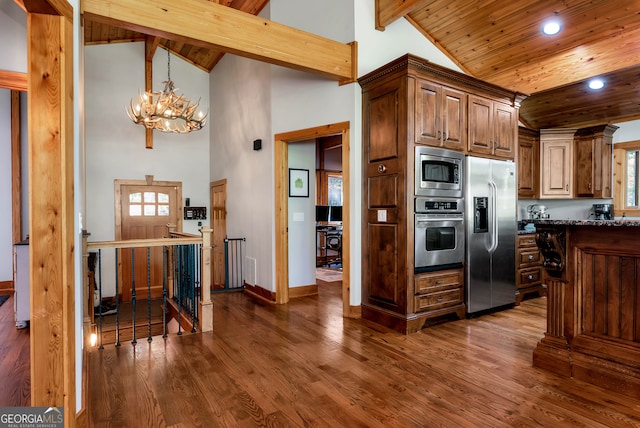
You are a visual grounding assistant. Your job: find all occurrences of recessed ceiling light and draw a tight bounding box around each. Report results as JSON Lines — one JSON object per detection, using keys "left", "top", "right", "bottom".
{"left": 542, "top": 20, "right": 561, "bottom": 36}
{"left": 588, "top": 79, "right": 605, "bottom": 90}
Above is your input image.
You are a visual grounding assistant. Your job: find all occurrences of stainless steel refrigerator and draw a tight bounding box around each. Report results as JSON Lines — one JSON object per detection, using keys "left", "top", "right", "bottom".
{"left": 465, "top": 156, "right": 516, "bottom": 314}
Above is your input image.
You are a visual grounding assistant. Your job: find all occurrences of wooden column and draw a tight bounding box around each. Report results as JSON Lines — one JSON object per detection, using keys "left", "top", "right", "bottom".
{"left": 26, "top": 5, "right": 76, "bottom": 424}
{"left": 200, "top": 227, "right": 213, "bottom": 332}
{"left": 144, "top": 37, "right": 159, "bottom": 149}
{"left": 11, "top": 91, "right": 22, "bottom": 245}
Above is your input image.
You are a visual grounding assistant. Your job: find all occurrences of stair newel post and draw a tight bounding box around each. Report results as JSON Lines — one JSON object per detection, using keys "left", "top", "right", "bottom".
{"left": 82, "top": 230, "right": 92, "bottom": 348}
{"left": 200, "top": 227, "right": 213, "bottom": 332}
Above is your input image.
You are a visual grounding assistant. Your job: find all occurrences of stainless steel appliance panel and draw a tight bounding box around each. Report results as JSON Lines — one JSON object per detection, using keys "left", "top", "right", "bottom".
{"left": 415, "top": 146, "right": 464, "bottom": 197}
{"left": 415, "top": 213, "right": 465, "bottom": 269}
{"left": 465, "top": 156, "right": 516, "bottom": 314}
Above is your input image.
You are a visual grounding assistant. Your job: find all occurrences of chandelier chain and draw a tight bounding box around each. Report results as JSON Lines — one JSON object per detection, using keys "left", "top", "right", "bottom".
{"left": 167, "top": 41, "right": 171, "bottom": 81}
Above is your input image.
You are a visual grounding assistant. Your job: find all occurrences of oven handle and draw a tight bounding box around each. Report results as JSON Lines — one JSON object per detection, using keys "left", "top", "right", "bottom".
{"left": 415, "top": 216, "right": 464, "bottom": 222}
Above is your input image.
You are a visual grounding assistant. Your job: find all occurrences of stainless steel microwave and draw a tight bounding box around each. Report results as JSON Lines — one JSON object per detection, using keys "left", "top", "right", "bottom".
{"left": 415, "top": 146, "right": 464, "bottom": 198}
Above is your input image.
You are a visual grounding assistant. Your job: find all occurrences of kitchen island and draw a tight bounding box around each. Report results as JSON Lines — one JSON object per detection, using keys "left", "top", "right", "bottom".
{"left": 532, "top": 219, "right": 640, "bottom": 398}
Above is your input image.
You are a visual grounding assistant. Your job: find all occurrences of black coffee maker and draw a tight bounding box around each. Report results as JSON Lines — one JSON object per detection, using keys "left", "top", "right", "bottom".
{"left": 592, "top": 203, "right": 613, "bottom": 220}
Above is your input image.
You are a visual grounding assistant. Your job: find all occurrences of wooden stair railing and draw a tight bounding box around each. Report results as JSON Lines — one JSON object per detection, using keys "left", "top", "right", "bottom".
{"left": 82, "top": 226, "right": 213, "bottom": 348}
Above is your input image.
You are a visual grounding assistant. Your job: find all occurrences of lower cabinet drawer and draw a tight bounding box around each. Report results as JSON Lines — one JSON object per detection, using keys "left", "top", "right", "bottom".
{"left": 518, "top": 267, "right": 542, "bottom": 288}
{"left": 415, "top": 287, "right": 463, "bottom": 312}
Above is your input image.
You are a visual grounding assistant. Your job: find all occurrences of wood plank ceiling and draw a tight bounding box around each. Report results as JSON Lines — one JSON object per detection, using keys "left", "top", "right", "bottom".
{"left": 83, "top": 0, "right": 640, "bottom": 130}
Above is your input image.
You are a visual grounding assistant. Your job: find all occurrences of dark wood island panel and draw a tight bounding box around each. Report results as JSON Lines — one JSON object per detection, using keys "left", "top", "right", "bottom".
{"left": 533, "top": 220, "right": 640, "bottom": 398}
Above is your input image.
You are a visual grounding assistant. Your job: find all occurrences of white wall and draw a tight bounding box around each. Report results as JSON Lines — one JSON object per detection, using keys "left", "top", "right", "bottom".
{"left": 287, "top": 142, "right": 316, "bottom": 287}
{"left": 613, "top": 120, "right": 640, "bottom": 143}
{"left": 0, "top": 1, "right": 27, "bottom": 72}
{"left": 354, "top": 0, "right": 461, "bottom": 76}
{"left": 209, "top": 52, "right": 273, "bottom": 289}
{"left": 0, "top": 89, "right": 11, "bottom": 282}
{"left": 0, "top": 2, "right": 26, "bottom": 282}
{"left": 84, "top": 42, "right": 210, "bottom": 297}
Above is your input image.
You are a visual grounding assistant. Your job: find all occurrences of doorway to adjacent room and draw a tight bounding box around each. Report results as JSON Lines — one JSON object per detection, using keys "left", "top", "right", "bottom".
{"left": 274, "top": 121, "right": 353, "bottom": 317}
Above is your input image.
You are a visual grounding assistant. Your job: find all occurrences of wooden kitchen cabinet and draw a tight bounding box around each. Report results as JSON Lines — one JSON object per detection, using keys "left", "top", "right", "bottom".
{"left": 359, "top": 54, "right": 522, "bottom": 334}
{"left": 540, "top": 128, "right": 576, "bottom": 198}
{"left": 515, "top": 234, "right": 545, "bottom": 305}
{"left": 468, "top": 95, "right": 517, "bottom": 160}
{"left": 415, "top": 79, "right": 466, "bottom": 151}
{"left": 517, "top": 127, "right": 539, "bottom": 198}
{"left": 574, "top": 125, "right": 618, "bottom": 198}
{"left": 414, "top": 268, "right": 466, "bottom": 316}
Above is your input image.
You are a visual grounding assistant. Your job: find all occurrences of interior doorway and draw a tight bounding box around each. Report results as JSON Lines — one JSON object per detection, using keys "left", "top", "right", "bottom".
{"left": 274, "top": 121, "right": 354, "bottom": 317}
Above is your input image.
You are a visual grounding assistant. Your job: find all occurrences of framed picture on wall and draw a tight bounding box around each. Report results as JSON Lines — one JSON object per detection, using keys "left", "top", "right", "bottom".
{"left": 289, "top": 168, "right": 309, "bottom": 197}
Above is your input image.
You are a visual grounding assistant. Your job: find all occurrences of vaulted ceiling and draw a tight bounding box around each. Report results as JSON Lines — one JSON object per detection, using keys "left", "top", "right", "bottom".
{"left": 82, "top": 0, "right": 640, "bottom": 130}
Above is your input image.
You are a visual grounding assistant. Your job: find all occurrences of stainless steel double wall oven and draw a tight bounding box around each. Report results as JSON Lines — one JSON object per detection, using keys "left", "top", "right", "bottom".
{"left": 414, "top": 147, "right": 465, "bottom": 272}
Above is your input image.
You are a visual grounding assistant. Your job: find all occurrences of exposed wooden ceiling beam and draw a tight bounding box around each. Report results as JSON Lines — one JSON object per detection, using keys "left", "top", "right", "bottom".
{"left": 12, "top": 0, "right": 26, "bottom": 12}
{"left": 376, "top": 0, "right": 426, "bottom": 30}
{"left": 22, "top": 0, "right": 72, "bottom": 18}
{"left": 82, "top": 0, "right": 356, "bottom": 84}
{"left": 0, "top": 70, "right": 28, "bottom": 91}
{"left": 145, "top": 36, "right": 160, "bottom": 62}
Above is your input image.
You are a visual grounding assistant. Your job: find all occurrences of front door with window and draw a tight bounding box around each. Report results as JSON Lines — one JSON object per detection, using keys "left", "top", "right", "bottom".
{"left": 117, "top": 182, "right": 180, "bottom": 301}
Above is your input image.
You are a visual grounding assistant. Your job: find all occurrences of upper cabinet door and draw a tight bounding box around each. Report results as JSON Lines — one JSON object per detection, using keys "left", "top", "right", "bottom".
{"left": 541, "top": 139, "right": 573, "bottom": 198}
{"left": 415, "top": 80, "right": 466, "bottom": 151}
{"left": 517, "top": 127, "right": 540, "bottom": 199}
{"left": 468, "top": 95, "right": 493, "bottom": 155}
{"left": 468, "top": 95, "right": 516, "bottom": 160}
{"left": 441, "top": 87, "right": 466, "bottom": 151}
{"left": 493, "top": 102, "right": 517, "bottom": 159}
{"left": 415, "top": 80, "right": 440, "bottom": 146}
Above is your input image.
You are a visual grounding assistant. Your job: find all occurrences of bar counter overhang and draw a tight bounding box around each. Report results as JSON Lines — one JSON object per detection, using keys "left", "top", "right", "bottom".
{"left": 532, "top": 219, "right": 640, "bottom": 398}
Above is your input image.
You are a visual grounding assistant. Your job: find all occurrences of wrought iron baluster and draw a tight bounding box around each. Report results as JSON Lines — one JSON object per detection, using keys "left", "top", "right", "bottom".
{"left": 115, "top": 248, "right": 120, "bottom": 347}
{"left": 176, "top": 245, "right": 182, "bottom": 335}
{"left": 131, "top": 247, "right": 137, "bottom": 345}
{"left": 191, "top": 244, "right": 197, "bottom": 332}
{"left": 147, "top": 246, "right": 152, "bottom": 342}
{"left": 98, "top": 249, "right": 103, "bottom": 350}
{"left": 162, "top": 246, "right": 168, "bottom": 339}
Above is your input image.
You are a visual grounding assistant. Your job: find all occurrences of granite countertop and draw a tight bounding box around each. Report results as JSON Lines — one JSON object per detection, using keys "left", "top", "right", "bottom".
{"left": 531, "top": 219, "right": 640, "bottom": 227}
{"left": 517, "top": 229, "right": 536, "bottom": 235}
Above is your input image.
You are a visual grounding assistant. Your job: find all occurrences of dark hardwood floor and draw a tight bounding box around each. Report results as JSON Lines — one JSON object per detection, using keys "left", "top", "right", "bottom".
{"left": 87, "top": 281, "right": 640, "bottom": 428}
{"left": 0, "top": 293, "right": 30, "bottom": 407}
{"left": 3, "top": 282, "right": 640, "bottom": 426}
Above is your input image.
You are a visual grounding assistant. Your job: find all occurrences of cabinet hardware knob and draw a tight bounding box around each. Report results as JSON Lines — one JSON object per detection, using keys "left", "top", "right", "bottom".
{"left": 588, "top": 183, "right": 592, "bottom": 190}
{"left": 528, "top": 255, "right": 534, "bottom": 260}
{"left": 377, "top": 164, "right": 386, "bottom": 173}
{"left": 528, "top": 275, "right": 533, "bottom": 280}
{"left": 436, "top": 280, "right": 444, "bottom": 284}
{"left": 527, "top": 239, "right": 534, "bottom": 243}
{"left": 437, "top": 297, "right": 444, "bottom": 301}
{"left": 443, "top": 132, "right": 448, "bottom": 142}
{"left": 566, "top": 184, "right": 569, "bottom": 191}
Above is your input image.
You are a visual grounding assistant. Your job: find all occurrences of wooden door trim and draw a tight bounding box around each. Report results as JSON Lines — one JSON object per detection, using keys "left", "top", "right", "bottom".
{"left": 274, "top": 121, "right": 353, "bottom": 317}
{"left": 114, "top": 178, "right": 183, "bottom": 240}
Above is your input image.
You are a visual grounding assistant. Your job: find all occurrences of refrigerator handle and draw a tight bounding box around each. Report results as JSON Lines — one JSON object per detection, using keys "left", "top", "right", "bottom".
{"left": 488, "top": 181, "right": 498, "bottom": 254}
